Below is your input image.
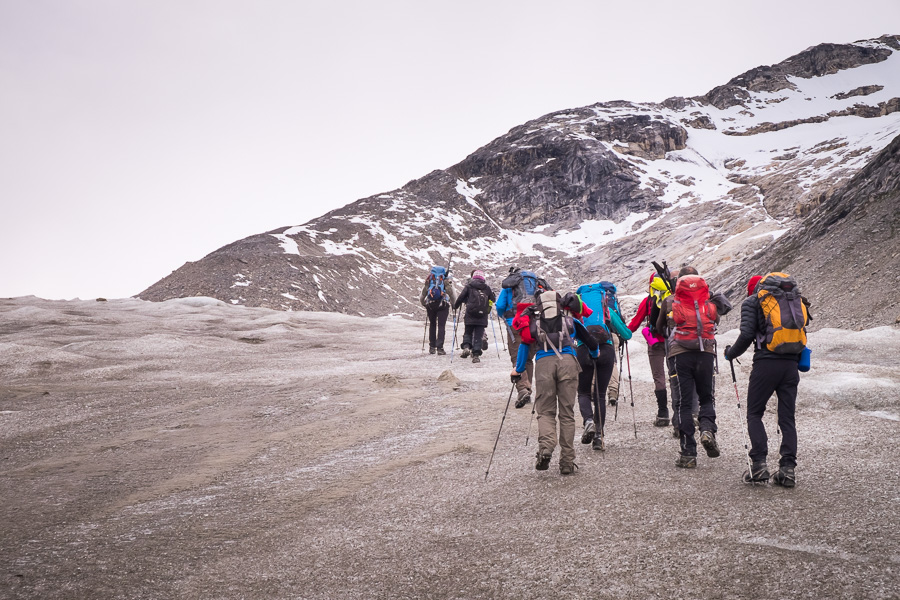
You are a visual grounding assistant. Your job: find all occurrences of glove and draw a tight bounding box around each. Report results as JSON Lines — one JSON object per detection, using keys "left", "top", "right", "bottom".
{"left": 590, "top": 350, "right": 600, "bottom": 361}
{"left": 510, "top": 373, "right": 522, "bottom": 384}
{"left": 724, "top": 344, "right": 733, "bottom": 360}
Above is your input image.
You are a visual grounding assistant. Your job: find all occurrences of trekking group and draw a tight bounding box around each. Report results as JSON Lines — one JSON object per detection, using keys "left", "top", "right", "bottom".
{"left": 419, "top": 261, "right": 810, "bottom": 487}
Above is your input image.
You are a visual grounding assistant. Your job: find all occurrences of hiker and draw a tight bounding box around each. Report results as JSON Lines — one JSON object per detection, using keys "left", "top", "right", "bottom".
{"left": 453, "top": 269, "right": 496, "bottom": 364}
{"left": 420, "top": 265, "right": 457, "bottom": 355}
{"left": 495, "top": 268, "right": 549, "bottom": 408}
{"left": 656, "top": 267, "right": 723, "bottom": 468}
{"left": 627, "top": 272, "right": 676, "bottom": 427}
{"left": 724, "top": 273, "right": 810, "bottom": 487}
{"left": 571, "top": 283, "right": 629, "bottom": 451}
{"left": 511, "top": 290, "right": 601, "bottom": 475}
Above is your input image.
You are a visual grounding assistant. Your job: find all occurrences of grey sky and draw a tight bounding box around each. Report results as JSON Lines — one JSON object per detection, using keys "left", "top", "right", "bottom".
{"left": 2, "top": 0, "right": 897, "bottom": 299}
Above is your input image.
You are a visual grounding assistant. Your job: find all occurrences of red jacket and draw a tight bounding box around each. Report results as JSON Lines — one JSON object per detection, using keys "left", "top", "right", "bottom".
{"left": 627, "top": 296, "right": 652, "bottom": 332}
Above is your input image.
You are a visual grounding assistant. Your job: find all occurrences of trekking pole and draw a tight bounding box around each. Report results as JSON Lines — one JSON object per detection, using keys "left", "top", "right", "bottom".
{"left": 729, "top": 358, "right": 754, "bottom": 475}
{"left": 485, "top": 383, "right": 516, "bottom": 482}
{"left": 525, "top": 402, "right": 536, "bottom": 446}
{"left": 489, "top": 313, "right": 502, "bottom": 359}
{"left": 450, "top": 309, "right": 460, "bottom": 363}
{"left": 421, "top": 314, "right": 428, "bottom": 352}
{"left": 497, "top": 315, "right": 508, "bottom": 352}
{"left": 614, "top": 341, "right": 625, "bottom": 421}
{"left": 625, "top": 341, "right": 637, "bottom": 439}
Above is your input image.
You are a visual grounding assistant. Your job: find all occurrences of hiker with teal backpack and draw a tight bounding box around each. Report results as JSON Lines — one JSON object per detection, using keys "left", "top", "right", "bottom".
{"left": 573, "top": 282, "right": 632, "bottom": 450}
{"left": 420, "top": 264, "right": 457, "bottom": 355}
{"left": 724, "top": 272, "right": 811, "bottom": 487}
{"left": 453, "top": 269, "right": 496, "bottom": 364}
{"left": 496, "top": 268, "right": 551, "bottom": 408}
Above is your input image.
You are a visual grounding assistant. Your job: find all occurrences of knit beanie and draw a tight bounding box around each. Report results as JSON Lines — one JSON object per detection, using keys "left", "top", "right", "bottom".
{"left": 747, "top": 275, "right": 763, "bottom": 296}
{"left": 472, "top": 270, "right": 485, "bottom": 281}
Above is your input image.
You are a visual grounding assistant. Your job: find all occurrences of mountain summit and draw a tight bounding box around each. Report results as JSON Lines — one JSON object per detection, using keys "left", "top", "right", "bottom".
{"left": 139, "top": 35, "right": 900, "bottom": 328}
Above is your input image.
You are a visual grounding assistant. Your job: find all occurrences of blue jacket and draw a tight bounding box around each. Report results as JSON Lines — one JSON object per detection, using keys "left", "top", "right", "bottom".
{"left": 495, "top": 288, "right": 514, "bottom": 326}
{"left": 515, "top": 317, "right": 599, "bottom": 373}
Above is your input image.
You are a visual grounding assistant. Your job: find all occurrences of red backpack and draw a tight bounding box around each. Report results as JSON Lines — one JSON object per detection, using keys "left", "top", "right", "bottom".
{"left": 672, "top": 275, "right": 718, "bottom": 350}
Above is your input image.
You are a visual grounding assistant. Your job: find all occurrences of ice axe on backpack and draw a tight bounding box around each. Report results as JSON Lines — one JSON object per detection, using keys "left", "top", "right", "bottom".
{"left": 651, "top": 260, "right": 674, "bottom": 293}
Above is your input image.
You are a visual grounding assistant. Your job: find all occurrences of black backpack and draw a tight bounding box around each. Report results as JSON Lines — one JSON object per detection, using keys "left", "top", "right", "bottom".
{"left": 466, "top": 287, "right": 490, "bottom": 318}
{"left": 501, "top": 270, "right": 551, "bottom": 318}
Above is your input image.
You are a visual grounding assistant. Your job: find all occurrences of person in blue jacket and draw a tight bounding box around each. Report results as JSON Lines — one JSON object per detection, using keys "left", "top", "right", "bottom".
{"left": 496, "top": 273, "right": 537, "bottom": 408}
{"left": 510, "top": 291, "right": 600, "bottom": 475}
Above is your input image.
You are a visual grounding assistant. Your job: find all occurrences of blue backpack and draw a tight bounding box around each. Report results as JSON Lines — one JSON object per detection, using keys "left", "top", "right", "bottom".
{"left": 425, "top": 266, "right": 447, "bottom": 307}
{"left": 576, "top": 282, "right": 632, "bottom": 340}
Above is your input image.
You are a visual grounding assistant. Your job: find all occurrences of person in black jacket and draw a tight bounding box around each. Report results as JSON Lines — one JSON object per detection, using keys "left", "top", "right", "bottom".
{"left": 724, "top": 274, "right": 808, "bottom": 488}
{"left": 453, "top": 270, "right": 496, "bottom": 364}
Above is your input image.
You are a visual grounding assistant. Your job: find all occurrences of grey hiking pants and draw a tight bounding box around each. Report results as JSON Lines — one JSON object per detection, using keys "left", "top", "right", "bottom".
{"left": 607, "top": 335, "right": 620, "bottom": 401}
{"left": 648, "top": 342, "right": 667, "bottom": 391}
{"left": 535, "top": 353, "right": 580, "bottom": 467}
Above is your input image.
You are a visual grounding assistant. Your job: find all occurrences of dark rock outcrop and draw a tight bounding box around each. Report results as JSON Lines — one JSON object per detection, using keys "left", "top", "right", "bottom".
{"left": 719, "top": 133, "right": 900, "bottom": 330}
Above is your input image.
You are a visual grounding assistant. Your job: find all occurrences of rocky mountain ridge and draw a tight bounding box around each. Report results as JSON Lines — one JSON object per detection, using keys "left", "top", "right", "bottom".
{"left": 139, "top": 35, "right": 900, "bottom": 329}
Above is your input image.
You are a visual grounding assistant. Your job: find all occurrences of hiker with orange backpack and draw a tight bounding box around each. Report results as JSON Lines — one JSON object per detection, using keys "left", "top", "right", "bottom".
{"left": 656, "top": 266, "right": 722, "bottom": 469}
{"left": 724, "top": 273, "right": 810, "bottom": 487}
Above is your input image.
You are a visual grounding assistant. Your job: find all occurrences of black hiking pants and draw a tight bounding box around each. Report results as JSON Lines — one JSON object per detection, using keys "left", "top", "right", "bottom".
{"left": 747, "top": 358, "right": 799, "bottom": 468}
{"left": 667, "top": 355, "right": 702, "bottom": 430}
{"left": 426, "top": 304, "right": 450, "bottom": 350}
{"left": 461, "top": 324, "right": 486, "bottom": 357}
{"left": 672, "top": 352, "right": 716, "bottom": 457}
{"left": 576, "top": 343, "right": 615, "bottom": 431}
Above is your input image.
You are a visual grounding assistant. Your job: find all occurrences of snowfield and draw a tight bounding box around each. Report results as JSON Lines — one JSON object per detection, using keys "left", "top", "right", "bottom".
{"left": 1, "top": 297, "right": 898, "bottom": 599}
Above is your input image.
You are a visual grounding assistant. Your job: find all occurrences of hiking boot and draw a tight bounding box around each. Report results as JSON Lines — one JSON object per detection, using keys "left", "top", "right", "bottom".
{"left": 700, "top": 430, "right": 720, "bottom": 458}
{"left": 514, "top": 393, "right": 531, "bottom": 409}
{"left": 460, "top": 348, "right": 471, "bottom": 359}
{"left": 675, "top": 454, "right": 697, "bottom": 469}
{"left": 580, "top": 420, "right": 595, "bottom": 444}
{"left": 535, "top": 449, "right": 552, "bottom": 471}
{"left": 559, "top": 462, "right": 578, "bottom": 475}
{"left": 429, "top": 346, "right": 436, "bottom": 354}
{"left": 772, "top": 466, "right": 796, "bottom": 488}
{"left": 592, "top": 435, "right": 605, "bottom": 451}
{"left": 654, "top": 415, "right": 670, "bottom": 427}
{"left": 741, "top": 461, "right": 770, "bottom": 484}
{"left": 436, "top": 348, "right": 446, "bottom": 355}
{"left": 472, "top": 356, "right": 480, "bottom": 364}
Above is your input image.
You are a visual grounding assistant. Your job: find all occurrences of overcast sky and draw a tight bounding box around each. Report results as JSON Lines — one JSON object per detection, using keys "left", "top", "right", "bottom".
{"left": 1, "top": 1, "right": 898, "bottom": 299}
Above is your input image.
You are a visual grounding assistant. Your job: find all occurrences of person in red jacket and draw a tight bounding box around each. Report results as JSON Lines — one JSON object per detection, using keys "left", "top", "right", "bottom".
{"left": 627, "top": 272, "right": 673, "bottom": 426}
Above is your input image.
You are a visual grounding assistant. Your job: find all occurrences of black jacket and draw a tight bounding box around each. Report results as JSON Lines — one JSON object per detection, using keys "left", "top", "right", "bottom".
{"left": 726, "top": 295, "right": 800, "bottom": 362}
{"left": 454, "top": 279, "right": 496, "bottom": 326}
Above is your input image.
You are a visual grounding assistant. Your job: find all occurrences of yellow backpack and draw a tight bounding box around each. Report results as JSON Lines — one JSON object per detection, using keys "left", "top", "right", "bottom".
{"left": 756, "top": 272, "right": 809, "bottom": 354}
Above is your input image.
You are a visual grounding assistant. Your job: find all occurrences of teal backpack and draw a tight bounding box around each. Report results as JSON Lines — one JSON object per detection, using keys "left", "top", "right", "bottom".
{"left": 576, "top": 282, "right": 633, "bottom": 341}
